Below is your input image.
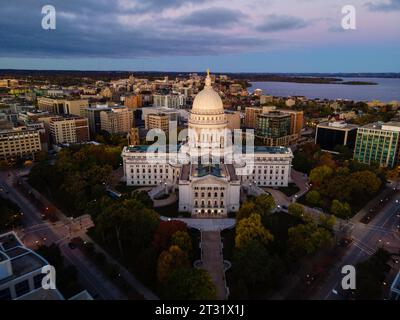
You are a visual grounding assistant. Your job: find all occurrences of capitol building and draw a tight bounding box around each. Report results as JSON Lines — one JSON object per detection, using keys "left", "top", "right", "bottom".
{"left": 122, "top": 71, "right": 293, "bottom": 217}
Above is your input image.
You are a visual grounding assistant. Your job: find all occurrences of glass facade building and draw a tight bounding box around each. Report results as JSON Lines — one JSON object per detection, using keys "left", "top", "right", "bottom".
{"left": 353, "top": 122, "right": 400, "bottom": 168}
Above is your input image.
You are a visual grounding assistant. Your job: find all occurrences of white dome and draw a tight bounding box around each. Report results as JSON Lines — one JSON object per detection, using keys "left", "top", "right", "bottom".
{"left": 191, "top": 71, "right": 224, "bottom": 115}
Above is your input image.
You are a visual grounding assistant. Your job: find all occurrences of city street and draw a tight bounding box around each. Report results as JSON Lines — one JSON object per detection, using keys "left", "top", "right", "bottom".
{"left": 0, "top": 169, "right": 126, "bottom": 300}
{"left": 312, "top": 186, "right": 400, "bottom": 300}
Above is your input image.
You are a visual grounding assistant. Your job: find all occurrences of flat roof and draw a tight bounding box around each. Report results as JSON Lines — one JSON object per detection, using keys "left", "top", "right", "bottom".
{"left": 125, "top": 145, "right": 181, "bottom": 153}
{"left": 362, "top": 121, "right": 400, "bottom": 130}
{"left": 252, "top": 146, "right": 291, "bottom": 154}
{"left": 317, "top": 121, "right": 359, "bottom": 130}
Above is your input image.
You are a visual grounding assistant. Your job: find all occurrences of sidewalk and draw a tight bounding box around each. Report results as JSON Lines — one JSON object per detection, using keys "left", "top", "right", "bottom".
{"left": 23, "top": 177, "right": 159, "bottom": 300}
{"left": 200, "top": 231, "right": 227, "bottom": 300}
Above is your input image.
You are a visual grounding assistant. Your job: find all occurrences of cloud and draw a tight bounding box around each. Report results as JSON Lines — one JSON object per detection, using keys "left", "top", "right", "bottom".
{"left": 177, "top": 7, "right": 245, "bottom": 28}
{"left": 256, "top": 14, "right": 310, "bottom": 32}
{"left": 0, "top": 1, "right": 270, "bottom": 59}
{"left": 366, "top": 0, "right": 400, "bottom": 11}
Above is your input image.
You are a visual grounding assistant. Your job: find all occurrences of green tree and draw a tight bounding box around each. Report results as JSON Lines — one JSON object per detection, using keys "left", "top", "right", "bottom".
{"left": 288, "top": 223, "right": 332, "bottom": 256}
{"left": 309, "top": 165, "right": 333, "bottom": 185}
{"left": 230, "top": 240, "right": 285, "bottom": 299}
{"left": 95, "top": 198, "right": 160, "bottom": 256}
{"left": 236, "top": 201, "right": 260, "bottom": 221}
{"left": 235, "top": 213, "right": 274, "bottom": 248}
{"left": 288, "top": 203, "right": 305, "bottom": 218}
{"left": 318, "top": 214, "right": 336, "bottom": 230}
{"left": 334, "top": 145, "right": 353, "bottom": 161}
{"left": 330, "top": 199, "right": 352, "bottom": 219}
{"left": 254, "top": 194, "right": 276, "bottom": 217}
{"left": 236, "top": 194, "right": 275, "bottom": 221}
{"left": 157, "top": 245, "right": 189, "bottom": 282}
{"left": 305, "top": 190, "right": 321, "bottom": 206}
{"left": 349, "top": 170, "right": 381, "bottom": 199}
{"left": 163, "top": 268, "right": 217, "bottom": 300}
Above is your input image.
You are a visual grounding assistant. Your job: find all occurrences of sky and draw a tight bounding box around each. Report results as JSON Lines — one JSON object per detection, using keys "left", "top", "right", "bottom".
{"left": 0, "top": 0, "right": 399, "bottom": 72}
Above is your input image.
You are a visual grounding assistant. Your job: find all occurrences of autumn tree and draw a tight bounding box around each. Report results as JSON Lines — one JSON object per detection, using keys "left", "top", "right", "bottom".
{"left": 157, "top": 245, "right": 190, "bottom": 282}
{"left": 288, "top": 223, "right": 332, "bottom": 256}
{"left": 153, "top": 220, "right": 188, "bottom": 252}
{"left": 235, "top": 213, "right": 274, "bottom": 248}
{"left": 236, "top": 194, "right": 275, "bottom": 221}
{"left": 171, "top": 230, "right": 193, "bottom": 257}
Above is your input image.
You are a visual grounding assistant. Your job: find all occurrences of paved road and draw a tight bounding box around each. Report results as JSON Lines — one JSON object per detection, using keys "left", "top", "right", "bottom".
{"left": 199, "top": 231, "right": 227, "bottom": 300}
{"left": 0, "top": 170, "right": 126, "bottom": 300}
{"left": 312, "top": 187, "right": 400, "bottom": 300}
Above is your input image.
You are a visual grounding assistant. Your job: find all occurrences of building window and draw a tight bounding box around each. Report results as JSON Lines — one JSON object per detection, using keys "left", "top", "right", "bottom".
{"left": 33, "top": 274, "right": 45, "bottom": 289}
{"left": 15, "top": 280, "right": 30, "bottom": 297}
{"left": 0, "top": 288, "right": 11, "bottom": 300}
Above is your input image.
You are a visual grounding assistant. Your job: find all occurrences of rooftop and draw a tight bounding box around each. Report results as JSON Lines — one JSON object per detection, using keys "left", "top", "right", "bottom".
{"left": 252, "top": 146, "right": 291, "bottom": 154}
{"left": 318, "top": 121, "right": 359, "bottom": 130}
{"left": 0, "top": 232, "right": 48, "bottom": 285}
{"left": 362, "top": 121, "right": 400, "bottom": 131}
{"left": 193, "top": 163, "right": 224, "bottom": 178}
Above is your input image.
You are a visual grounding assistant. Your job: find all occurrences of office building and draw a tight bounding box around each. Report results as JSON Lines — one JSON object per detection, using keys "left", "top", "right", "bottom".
{"left": 353, "top": 121, "right": 400, "bottom": 168}
{"left": 82, "top": 105, "right": 111, "bottom": 135}
{"left": 124, "top": 95, "right": 142, "bottom": 110}
{"left": 244, "top": 106, "right": 262, "bottom": 129}
{"left": 100, "top": 107, "right": 133, "bottom": 135}
{"left": 153, "top": 93, "right": 186, "bottom": 109}
{"left": 315, "top": 121, "right": 358, "bottom": 152}
{"left": 0, "top": 127, "right": 41, "bottom": 160}
{"left": 50, "top": 116, "right": 90, "bottom": 145}
{"left": 145, "top": 113, "right": 170, "bottom": 134}
{"left": 256, "top": 111, "right": 291, "bottom": 142}
{"left": 224, "top": 110, "right": 241, "bottom": 131}
{"left": 37, "top": 97, "right": 88, "bottom": 116}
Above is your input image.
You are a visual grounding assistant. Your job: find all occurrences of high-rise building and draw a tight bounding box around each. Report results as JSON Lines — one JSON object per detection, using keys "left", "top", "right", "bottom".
{"left": 37, "top": 97, "right": 88, "bottom": 116}
{"left": 315, "top": 121, "right": 358, "bottom": 152}
{"left": 244, "top": 106, "right": 262, "bottom": 129}
{"left": 256, "top": 111, "right": 291, "bottom": 141}
{"left": 82, "top": 105, "right": 111, "bottom": 135}
{"left": 124, "top": 95, "right": 142, "bottom": 110}
{"left": 0, "top": 127, "right": 42, "bottom": 160}
{"left": 50, "top": 116, "right": 90, "bottom": 145}
{"left": 100, "top": 107, "right": 133, "bottom": 135}
{"left": 153, "top": 93, "right": 186, "bottom": 109}
{"left": 224, "top": 110, "right": 241, "bottom": 131}
{"left": 281, "top": 109, "right": 304, "bottom": 135}
{"left": 145, "top": 113, "right": 170, "bottom": 134}
{"left": 353, "top": 121, "right": 400, "bottom": 168}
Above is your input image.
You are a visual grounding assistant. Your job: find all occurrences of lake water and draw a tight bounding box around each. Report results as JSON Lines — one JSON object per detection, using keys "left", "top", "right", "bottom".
{"left": 250, "top": 77, "right": 400, "bottom": 102}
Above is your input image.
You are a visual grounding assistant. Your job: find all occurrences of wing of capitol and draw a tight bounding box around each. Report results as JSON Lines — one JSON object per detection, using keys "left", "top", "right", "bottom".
{"left": 122, "top": 71, "right": 293, "bottom": 217}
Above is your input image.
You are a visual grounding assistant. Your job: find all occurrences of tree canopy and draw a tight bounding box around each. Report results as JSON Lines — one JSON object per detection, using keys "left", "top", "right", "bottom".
{"left": 235, "top": 213, "right": 274, "bottom": 248}
{"left": 163, "top": 268, "right": 217, "bottom": 300}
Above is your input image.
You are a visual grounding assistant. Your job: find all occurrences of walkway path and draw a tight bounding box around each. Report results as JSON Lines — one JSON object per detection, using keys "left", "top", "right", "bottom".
{"left": 200, "top": 231, "right": 227, "bottom": 300}
{"left": 161, "top": 217, "right": 235, "bottom": 231}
